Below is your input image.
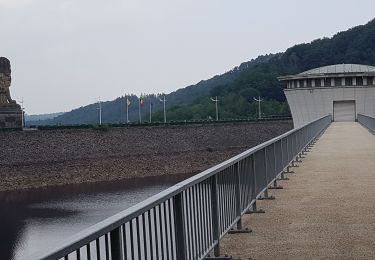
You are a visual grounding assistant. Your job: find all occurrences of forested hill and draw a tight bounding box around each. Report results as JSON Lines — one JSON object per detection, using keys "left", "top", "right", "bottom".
{"left": 29, "top": 19, "right": 375, "bottom": 125}
{"left": 28, "top": 54, "right": 274, "bottom": 125}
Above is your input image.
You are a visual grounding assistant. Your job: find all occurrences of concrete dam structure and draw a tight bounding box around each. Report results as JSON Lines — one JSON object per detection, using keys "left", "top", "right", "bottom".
{"left": 279, "top": 64, "right": 375, "bottom": 127}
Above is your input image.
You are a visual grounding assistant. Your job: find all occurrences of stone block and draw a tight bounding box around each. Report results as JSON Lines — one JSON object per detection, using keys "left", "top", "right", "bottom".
{"left": 0, "top": 107, "right": 22, "bottom": 129}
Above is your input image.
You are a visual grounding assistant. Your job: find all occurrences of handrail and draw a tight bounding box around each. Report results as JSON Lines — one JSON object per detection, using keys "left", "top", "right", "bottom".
{"left": 358, "top": 114, "right": 375, "bottom": 134}
{"left": 31, "top": 115, "right": 332, "bottom": 260}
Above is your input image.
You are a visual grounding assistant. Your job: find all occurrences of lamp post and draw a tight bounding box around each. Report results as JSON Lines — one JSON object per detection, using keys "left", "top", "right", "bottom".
{"left": 210, "top": 96, "right": 219, "bottom": 121}
{"left": 97, "top": 97, "right": 102, "bottom": 125}
{"left": 253, "top": 96, "right": 263, "bottom": 119}
{"left": 158, "top": 95, "right": 167, "bottom": 123}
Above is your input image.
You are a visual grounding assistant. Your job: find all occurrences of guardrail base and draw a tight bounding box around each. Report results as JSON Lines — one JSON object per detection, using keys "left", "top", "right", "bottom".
{"left": 246, "top": 201, "right": 266, "bottom": 214}
{"left": 228, "top": 227, "right": 252, "bottom": 234}
{"left": 278, "top": 172, "right": 289, "bottom": 180}
{"left": 268, "top": 180, "right": 283, "bottom": 189}
{"left": 246, "top": 208, "right": 265, "bottom": 214}
{"left": 258, "top": 189, "right": 275, "bottom": 200}
{"left": 268, "top": 186, "right": 283, "bottom": 189}
{"left": 258, "top": 195, "right": 275, "bottom": 200}
{"left": 205, "top": 255, "right": 233, "bottom": 260}
{"left": 296, "top": 154, "right": 304, "bottom": 161}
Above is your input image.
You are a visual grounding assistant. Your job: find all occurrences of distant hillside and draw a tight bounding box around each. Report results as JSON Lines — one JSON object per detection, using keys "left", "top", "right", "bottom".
{"left": 33, "top": 54, "right": 275, "bottom": 125}
{"left": 25, "top": 112, "right": 65, "bottom": 123}
{"left": 152, "top": 18, "right": 375, "bottom": 121}
{"left": 35, "top": 18, "right": 375, "bottom": 125}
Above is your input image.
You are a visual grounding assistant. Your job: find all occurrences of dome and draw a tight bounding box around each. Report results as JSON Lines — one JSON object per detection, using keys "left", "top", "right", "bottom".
{"left": 298, "top": 64, "right": 375, "bottom": 75}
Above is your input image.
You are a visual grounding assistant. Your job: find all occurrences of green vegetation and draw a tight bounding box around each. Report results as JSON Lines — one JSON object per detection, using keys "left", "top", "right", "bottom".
{"left": 28, "top": 19, "right": 375, "bottom": 125}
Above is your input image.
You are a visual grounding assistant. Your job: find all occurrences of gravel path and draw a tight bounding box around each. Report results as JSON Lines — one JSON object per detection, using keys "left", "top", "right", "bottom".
{"left": 220, "top": 122, "right": 375, "bottom": 259}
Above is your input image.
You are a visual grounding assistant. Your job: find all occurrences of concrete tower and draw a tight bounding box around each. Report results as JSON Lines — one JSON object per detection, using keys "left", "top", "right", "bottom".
{"left": 278, "top": 64, "right": 375, "bottom": 127}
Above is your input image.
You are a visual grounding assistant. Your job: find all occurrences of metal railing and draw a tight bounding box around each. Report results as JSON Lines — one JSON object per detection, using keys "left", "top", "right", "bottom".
{"left": 358, "top": 114, "right": 375, "bottom": 134}
{"left": 31, "top": 115, "right": 332, "bottom": 260}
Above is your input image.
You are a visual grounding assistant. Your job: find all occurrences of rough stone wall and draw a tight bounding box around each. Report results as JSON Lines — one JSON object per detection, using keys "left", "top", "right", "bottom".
{"left": 0, "top": 121, "right": 293, "bottom": 191}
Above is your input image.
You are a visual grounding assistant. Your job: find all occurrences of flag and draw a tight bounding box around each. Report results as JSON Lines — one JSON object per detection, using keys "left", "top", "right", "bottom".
{"left": 127, "top": 99, "right": 131, "bottom": 105}
{"left": 140, "top": 98, "right": 145, "bottom": 105}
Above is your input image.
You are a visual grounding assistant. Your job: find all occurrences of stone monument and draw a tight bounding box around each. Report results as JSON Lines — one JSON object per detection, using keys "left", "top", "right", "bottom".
{"left": 0, "top": 57, "right": 22, "bottom": 128}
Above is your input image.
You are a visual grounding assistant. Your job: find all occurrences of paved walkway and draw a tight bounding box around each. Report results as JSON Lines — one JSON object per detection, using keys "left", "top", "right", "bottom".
{"left": 220, "top": 122, "right": 375, "bottom": 260}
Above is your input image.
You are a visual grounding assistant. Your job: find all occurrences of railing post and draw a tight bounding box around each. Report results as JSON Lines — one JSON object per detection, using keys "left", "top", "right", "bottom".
{"left": 295, "top": 131, "right": 302, "bottom": 162}
{"left": 234, "top": 163, "right": 242, "bottom": 229}
{"left": 258, "top": 148, "right": 275, "bottom": 200}
{"left": 173, "top": 193, "right": 187, "bottom": 260}
{"left": 246, "top": 154, "right": 265, "bottom": 214}
{"left": 229, "top": 163, "right": 251, "bottom": 233}
{"left": 110, "top": 227, "right": 124, "bottom": 260}
{"left": 284, "top": 136, "right": 294, "bottom": 174}
{"left": 269, "top": 143, "right": 283, "bottom": 189}
{"left": 210, "top": 175, "right": 221, "bottom": 257}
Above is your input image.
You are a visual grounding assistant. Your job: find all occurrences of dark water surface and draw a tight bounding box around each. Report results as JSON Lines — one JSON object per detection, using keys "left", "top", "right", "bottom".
{"left": 0, "top": 174, "right": 190, "bottom": 260}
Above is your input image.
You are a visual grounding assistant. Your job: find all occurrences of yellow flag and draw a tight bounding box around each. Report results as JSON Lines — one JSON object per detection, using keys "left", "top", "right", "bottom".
{"left": 127, "top": 99, "right": 131, "bottom": 105}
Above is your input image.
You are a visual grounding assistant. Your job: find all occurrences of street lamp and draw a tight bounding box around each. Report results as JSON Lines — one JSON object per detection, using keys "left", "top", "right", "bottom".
{"left": 97, "top": 97, "right": 102, "bottom": 125}
{"left": 210, "top": 96, "right": 219, "bottom": 121}
{"left": 253, "top": 96, "right": 263, "bottom": 119}
{"left": 158, "top": 95, "right": 167, "bottom": 123}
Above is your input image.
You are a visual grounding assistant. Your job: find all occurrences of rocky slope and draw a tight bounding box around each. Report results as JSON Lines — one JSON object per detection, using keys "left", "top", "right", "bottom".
{"left": 0, "top": 121, "right": 292, "bottom": 191}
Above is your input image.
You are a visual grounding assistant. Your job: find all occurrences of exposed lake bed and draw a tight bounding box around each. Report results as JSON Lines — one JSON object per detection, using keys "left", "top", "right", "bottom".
{"left": 0, "top": 121, "right": 292, "bottom": 191}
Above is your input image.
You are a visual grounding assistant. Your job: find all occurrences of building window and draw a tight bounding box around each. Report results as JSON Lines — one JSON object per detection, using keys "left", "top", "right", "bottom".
{"left": 345, "top": 77, "right": 353, "bottom": 86}
{"left": 294, "top": 80, "right": 298, "bottom": 88}
{"left": 307, "top": 79, "right": 312, "bottom": 87}
{"left": 324, "top": 78, "right": 331, "bottom": 87}
{"left": 356, "top": 77, "right": 363, "bottom": 86}
{"left": 299, "top": 79, "right": 304, "bottom": 87}
{"left": 334, "top": 77, "right": 342, "bottom": 87}
{"left": 315, "top": 78, "right": 321, "bottom": 87}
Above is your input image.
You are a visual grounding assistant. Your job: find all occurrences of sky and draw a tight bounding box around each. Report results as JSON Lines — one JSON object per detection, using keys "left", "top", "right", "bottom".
{"left": 0, "top": 0, "right": 375, "bottom": 114}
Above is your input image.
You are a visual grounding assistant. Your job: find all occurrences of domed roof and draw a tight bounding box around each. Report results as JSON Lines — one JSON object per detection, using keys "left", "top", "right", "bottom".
{"left": 299, "top": 64, "right": 375, "bottom": 75}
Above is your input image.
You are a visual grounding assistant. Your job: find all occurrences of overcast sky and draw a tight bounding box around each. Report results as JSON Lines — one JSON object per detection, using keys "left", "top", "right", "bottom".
{"left": 1, "top": 0, "right": 374, "bottom": 114}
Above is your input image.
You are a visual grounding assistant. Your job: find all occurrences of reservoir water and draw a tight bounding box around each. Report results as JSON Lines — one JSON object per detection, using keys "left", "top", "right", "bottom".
{"left": 0, "top": 174, "right": 189, "bottom": 260}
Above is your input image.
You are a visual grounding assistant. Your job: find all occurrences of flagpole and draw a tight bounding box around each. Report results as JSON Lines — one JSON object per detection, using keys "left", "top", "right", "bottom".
{"left": 126, "top": 96, "right": 129, "bottom": 123}
{"left": 139, "top": 98, "right": 142, "bottom": 124}
{"left": 163, "top": 96, "right": 166, "bottom": 123}
{"left": 149, "top": 99, "right": 152, "bottom": 123}
{"left": 216, "top": 96, "right": 218, "bottom": 121}
{"left": 99, "top": 100, "right": 102, "bottom": 125}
